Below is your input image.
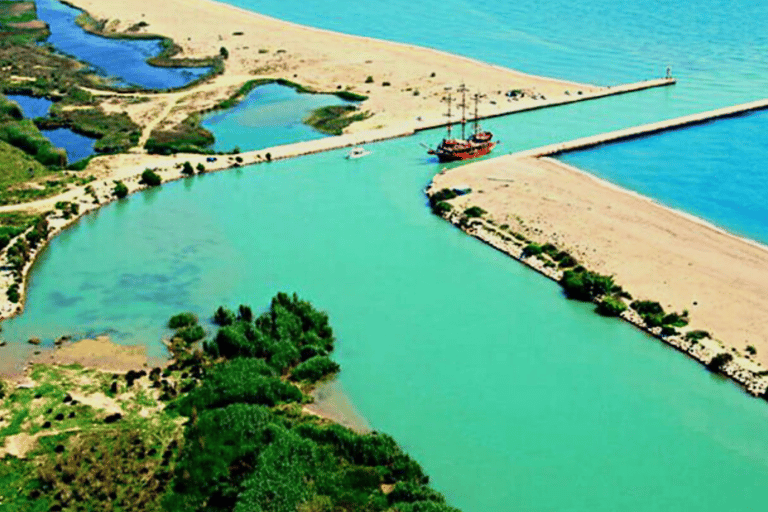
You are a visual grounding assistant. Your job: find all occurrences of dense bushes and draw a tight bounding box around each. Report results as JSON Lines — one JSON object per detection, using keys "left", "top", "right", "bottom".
{"left": 707, "top": 352, "right": 733, "bottom": 373}
{"left": 560, "top": 268, "right": 614, "bottom": 301}
{"left": 140, "top": 169, "right": 162, "bottom": 186}
{"left": 463, "top": 206, "right": 486, "bottom": 218}
{"left": 165, "top": 293, "right": 450, "bottom": 512}
{"left": 113, "top": 180, "right": 128, "bottom": 198}
{"left": 168, "top": 312, "right": 197, "bottom": 329}
{"left": 144, "top": 115, "right": 215, "bottom": 155}
{"left": 596, "top": 296, "right": 627, "bottom": 317}
{"left": 0, "top": 119, "right": 66, "bottom": 166}
{"left": 178, "top": 359, "right": 302, "bottom": 412}
{"left": 291, "top": 355, "right": 340, "bottom": 382}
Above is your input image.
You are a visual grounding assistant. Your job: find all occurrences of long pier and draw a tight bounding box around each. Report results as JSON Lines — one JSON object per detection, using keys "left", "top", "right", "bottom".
{"left": 414, "top": 77, "right": 676, "bottom": 132}
{"left": 513, "top": 97, "right": 768, "bottom": 159}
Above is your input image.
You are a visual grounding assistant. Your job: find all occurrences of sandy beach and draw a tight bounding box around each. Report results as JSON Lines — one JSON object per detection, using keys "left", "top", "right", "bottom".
{"left": 66, "top": 0, "right": 600, "bottom": 136}
{"left": 431, "top": 154, "right": 768, "bottom": 371}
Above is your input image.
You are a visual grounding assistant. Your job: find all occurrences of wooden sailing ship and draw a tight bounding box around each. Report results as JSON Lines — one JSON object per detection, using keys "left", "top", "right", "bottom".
{"left": 427, "top": 84, "right": 497, "bottom": 162}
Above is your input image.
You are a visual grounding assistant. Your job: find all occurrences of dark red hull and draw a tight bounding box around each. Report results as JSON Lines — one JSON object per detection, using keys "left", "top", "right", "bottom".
{"left": 435, "top": 141, "right": 496, "bottom": 162}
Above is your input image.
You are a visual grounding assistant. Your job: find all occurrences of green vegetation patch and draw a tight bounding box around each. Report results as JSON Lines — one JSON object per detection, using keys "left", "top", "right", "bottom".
{"left": 37, "top": 106, "right": 141, "bottom": 154}
{"left": 304, "top": 105, "right": 371, "bottom": 135}
{"left": 144, "top": 114, "right": 214, "bottom": 155}
{"left": 0, "top": 118, "right": 66, "bottom": 166}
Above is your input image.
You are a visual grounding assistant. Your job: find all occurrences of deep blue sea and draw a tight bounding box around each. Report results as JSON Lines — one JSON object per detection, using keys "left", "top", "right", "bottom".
{"left": 2, "top": 1, "right": 768, "bottom": 511}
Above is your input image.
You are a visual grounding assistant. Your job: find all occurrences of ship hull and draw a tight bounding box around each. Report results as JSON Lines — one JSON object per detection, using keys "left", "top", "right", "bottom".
{"left": 435, "top": 141, "right": 496, "bottom": 162}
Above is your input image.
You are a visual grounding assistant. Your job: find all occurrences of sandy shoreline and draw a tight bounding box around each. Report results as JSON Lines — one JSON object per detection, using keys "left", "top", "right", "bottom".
{"left": 63, "top": 0, "right": 602, "bottom": 137}
{"left": 429, "top": 154, "right": 768, "bottom": 396}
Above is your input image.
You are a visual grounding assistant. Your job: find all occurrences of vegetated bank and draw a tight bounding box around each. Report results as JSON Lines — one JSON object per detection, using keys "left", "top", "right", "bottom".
{"left": 0, "top": 292, "right": 461, "bottom": 512}
{"left": 426, "top": 186, "right": 768, "bottom": 399}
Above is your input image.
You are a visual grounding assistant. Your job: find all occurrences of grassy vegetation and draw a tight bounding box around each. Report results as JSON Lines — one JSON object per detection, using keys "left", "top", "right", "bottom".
{"left": 1, "top": 293, "right": 459, "bottom": 512}
{"left": 304, "top": 105, "right": 371, "bottom": 135}
{"left": 0, "top": 1, "right": 49, "bottom": 44}
{"left": 37, "top": 105, "right": 141, "bottom": 154}
{"left": 144, "top": 114, "right": 214, "bottom": 155}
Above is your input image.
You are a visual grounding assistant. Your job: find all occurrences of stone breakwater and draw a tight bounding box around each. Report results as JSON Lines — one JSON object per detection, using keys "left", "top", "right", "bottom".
{"left": 427, "top": 188, "right": 768, "bottom": 400}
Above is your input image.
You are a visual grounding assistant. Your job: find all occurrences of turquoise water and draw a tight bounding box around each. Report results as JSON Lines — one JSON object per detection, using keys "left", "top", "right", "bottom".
{"left": 6, "top": 95, "right": 52, "bottom": 118}
{"left": 4, "top": 140, "right": 768, "bottom": 511}
{"left": 36, "top": 0, "right": 210, "bottom": 89}
{"left": 201, "top": 83, "right": 351, "bottom": 152}
{"left": 40, "top": 127, "right": 96, "bottom": 163}
{"left": 3, "top": 0, "right": 768, "bottom": 511}
{"left": 560, "top": 109, "right": 768, "bottom": 245}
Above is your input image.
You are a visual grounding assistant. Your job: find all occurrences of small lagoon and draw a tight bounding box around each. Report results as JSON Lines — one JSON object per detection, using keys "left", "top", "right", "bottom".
{"left": 201, "top": 83, "right": 353, "bottom": 152}
{"left": 36, "top": 0, "right": 211, "bottom": 90}
{"left": 40, "top": 127, "right": 95, "bottom": 163}
{"left": 6, "top": 94, "right": 52, "bottom": 119}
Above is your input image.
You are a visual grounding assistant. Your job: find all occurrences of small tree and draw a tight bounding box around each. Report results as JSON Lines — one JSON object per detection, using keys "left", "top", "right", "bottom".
{"left": 219, "top": 46, "right": 229, "bottom": 59}
{"left": 113, "top": 180, "right": 128, "bottom": 198}
{"left": 365, "top": 76, "right": 374, "bottom": 83}
{"left": 196, "top": 163, "right": 205, "bottom": 172}
{"left": 181, "top": 161, "right": 194, "bottom": 175}
{"left": 140, "top": 169, "right": 162, "bottom": 187}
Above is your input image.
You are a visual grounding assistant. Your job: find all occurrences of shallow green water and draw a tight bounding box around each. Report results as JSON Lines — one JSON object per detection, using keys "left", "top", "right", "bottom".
{"left": 3, "top": 0, "right": 768, "bottom": 509}
{"left": 4, "top": 135, "right": 768, "bottom": 510}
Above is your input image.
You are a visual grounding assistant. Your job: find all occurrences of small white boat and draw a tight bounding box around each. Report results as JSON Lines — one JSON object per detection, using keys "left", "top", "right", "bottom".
{"left": 345, "top": 146, "right": 372, "bottom": 159}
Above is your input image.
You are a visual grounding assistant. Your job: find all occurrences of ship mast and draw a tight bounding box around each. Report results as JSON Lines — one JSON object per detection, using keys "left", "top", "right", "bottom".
{"left": 443, "top": 86, "right": 452, "bottom": 138}
{"left": 473, "top": 93, "right": 483, "bottom": 136}
{"left": 457, "top": 83, "right": 468, "bottom": 140}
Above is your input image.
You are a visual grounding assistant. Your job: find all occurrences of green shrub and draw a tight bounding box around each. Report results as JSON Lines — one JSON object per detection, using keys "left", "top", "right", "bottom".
{"left": 7, "top": 283, "right": 20, "bottom": 302}
{"left": 180, "top": 359, "right": 301, "bottom": 412}
{"left": 541, "top": 243, "right": 558, "bottom": 258}
{"left": 432, "top": 201, "right": 452, "bottom": 215}
{"left": 685, "top": 330, "right": 710, "bottom": 342}
{"left": 707, "top": 352, "right": 733, "bottom": 373}
{"left": 463, "top": 206, "right": 485, "bottom": 218}
{"left": 558, "top": 255, "right": 577, "bottom": 268}
{"left": 113, "top": 180, "right": 128, "bottom": 198}
{"left": 660, "top": 325, "right": 678, "bottom": 336}
{"left": 213, "top": 306, "right": 236, "bottom": 326}
{"left": 168, "top": 312, "right": 198, "bottom": 329}
{"left": 0, "top": 119, "right": 67, "bottom": 166}
{"left": 630, "top": 300, "right": 664, "bottom": 316}
{"left": 596, "top": 296, "right": 627, "bottom": 317}
{"left": 365, "top": 76, "right": 374, "bottom": 83}
{"left": 662, "top": 312, "right": 689, "bottom": 327}
{"left": 335, "top": 90, "right": 368, "bottom": 101}
{"left": 560, "top": 269, "right": 615, "bottom": 302}
{"left": 290, "top": 355, "right": 340, "bottom": 382}
{"left": 176, "top": 325, "right": 206, "bottom": 344}
{"left": 387, "top": 482, "right": 446, "bottom": 505}
{"left": 169, "top": 404, "right": 276, "bottom": 509}
{"left": 522, "top": 243, "right": 542, "bottom": 257}
{"left": 181, "top": 161, "right": 194, "bottom": 175}
{"left": 140, "top": 169, "right": 162, "bottom": 187}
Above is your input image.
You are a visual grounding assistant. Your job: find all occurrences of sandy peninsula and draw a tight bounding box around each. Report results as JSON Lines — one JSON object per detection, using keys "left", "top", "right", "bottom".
{"left": 430, "top": 154, "right": 768, "bottom": 376}
{"left": 66, "top": 0, "right": 600, "bottom": 136}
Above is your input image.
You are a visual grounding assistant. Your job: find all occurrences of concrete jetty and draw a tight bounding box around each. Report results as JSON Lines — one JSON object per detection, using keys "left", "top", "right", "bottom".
{"left": 414, "top": 77, "right": 676, "bottom": 132}
{"left": 513, "top": 96, "right": 768, "bottom": 159}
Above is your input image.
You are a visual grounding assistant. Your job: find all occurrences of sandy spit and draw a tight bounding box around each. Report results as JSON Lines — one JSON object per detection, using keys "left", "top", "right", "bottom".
{"left": 430, "top": 155, "right": 768, "bottom": 395}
